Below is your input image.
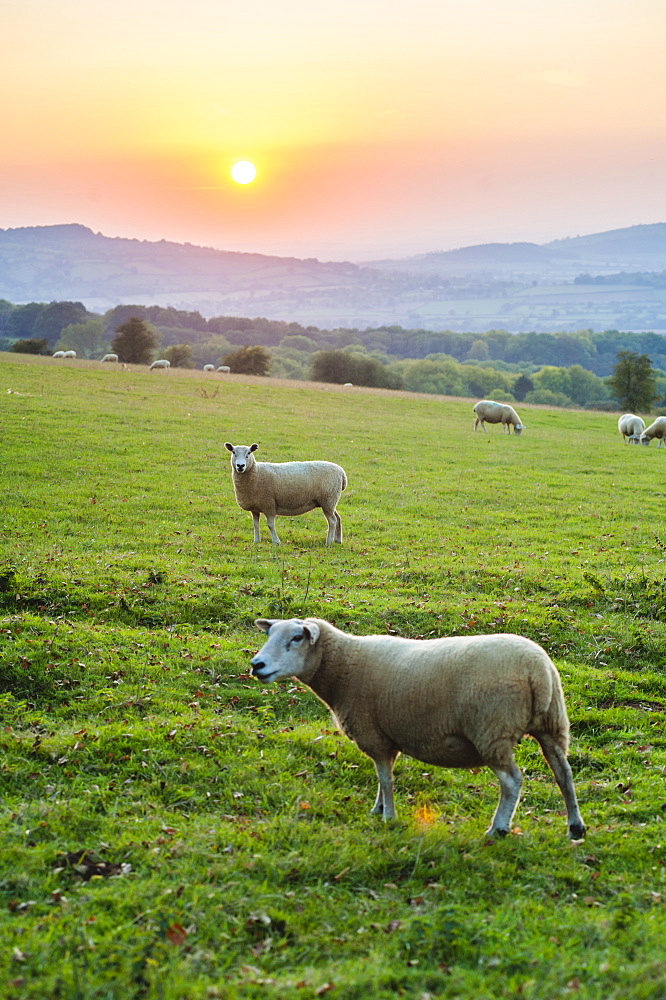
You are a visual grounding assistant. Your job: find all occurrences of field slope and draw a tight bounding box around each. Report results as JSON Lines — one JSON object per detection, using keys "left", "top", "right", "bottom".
{"left": 1, "top": 353, "right": 666, "bottom": 999}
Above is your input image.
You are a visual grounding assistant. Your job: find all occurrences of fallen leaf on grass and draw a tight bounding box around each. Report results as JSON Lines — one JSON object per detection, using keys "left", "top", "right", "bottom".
{"left": 165, "top": 923, "right": 188, "bottom": 946}
{"left": 315, "top": 984, "right": 335, "bottom": 996}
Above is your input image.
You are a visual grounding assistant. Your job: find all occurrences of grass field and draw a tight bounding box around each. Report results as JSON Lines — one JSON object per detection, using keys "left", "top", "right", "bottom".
{"left": 2, "top": 352, "right": 666, "bottom": 999}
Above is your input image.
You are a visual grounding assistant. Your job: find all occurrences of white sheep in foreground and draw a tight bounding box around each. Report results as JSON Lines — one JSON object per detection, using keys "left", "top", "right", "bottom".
{"left": 62, "top": 350, "right": 77, "bottom": 359}
{"left": 640, "top": 416, "right": 666, "bottom": 447}
{"left": 225, "top": 442, "right": 347, "bottom": 545}
{"left": 618, "top": 413, "right": 645, "bottom": 444}
{"left": 101, "top": 353, "right": 119, "bottom": 363}
{"left": 216, "top": 365, "right": 231, "bottom": 373}
{"left": 473, "top": 399, "right": 525, "bottom": 435}
{"left": 251, "top": 617, "right": 586, "bottom": 840}
{"left": 52, "top": 351, "right": 65, "bottom": 359}
{"left": 149, "top": 359, "right": 171, "bottom": 370}
{"left": 203, "top": 364, "right": 215, "bottom": 372}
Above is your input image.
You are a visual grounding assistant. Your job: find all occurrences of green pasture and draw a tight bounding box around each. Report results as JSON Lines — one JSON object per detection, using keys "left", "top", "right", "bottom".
{"left": 1, "top": 352, "right": 666, "bottom": 999}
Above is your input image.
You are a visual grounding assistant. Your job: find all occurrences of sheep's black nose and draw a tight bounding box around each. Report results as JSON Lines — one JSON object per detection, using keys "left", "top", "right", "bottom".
{"left": 250, "top": 659, "right": 265, "bottom": 676}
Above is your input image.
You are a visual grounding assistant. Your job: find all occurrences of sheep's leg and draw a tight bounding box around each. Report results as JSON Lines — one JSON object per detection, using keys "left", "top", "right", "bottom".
{"left": 322, "top": 508, "right": 342, "bottom": 544}
{"left": 371, "top": 758, "right": 397, "bottom": 820}
{"left": 252, "top": 512, "right": 261, "bottom": 543}
{"left": 264, "top": 513, "right": 281, "bottom": 545}
{"left": 534, "top": 733, "right": 586, "bottom": 839}
{"left": 486, "top": 760, "right": 522, "bottom": 836}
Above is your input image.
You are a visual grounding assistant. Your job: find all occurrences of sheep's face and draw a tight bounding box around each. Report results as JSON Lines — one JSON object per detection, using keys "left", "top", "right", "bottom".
{"left": 640, "top": 435, "right": 650, "bottom": 446}
{"left": 250, "top": 618, "right": 321, "bottom": 683}
{"left": 225, "top": 442, "right": 258, "bottom": 473}
{"left": 514, "top": 424, "right": 524, "bottom": 435}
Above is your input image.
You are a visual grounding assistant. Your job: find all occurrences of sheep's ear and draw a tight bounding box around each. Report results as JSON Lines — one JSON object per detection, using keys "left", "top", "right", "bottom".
{"left": 255, "top": 618, "right": 279, "bottom": 632}
{"left": 224, "top": 442, "right": 234, "bottom": 452}
{"left": 250, "top": 443, "right": 259, "bottom": 452}
{"left": 303, "top": 620, "right": 320, "bottom": 645}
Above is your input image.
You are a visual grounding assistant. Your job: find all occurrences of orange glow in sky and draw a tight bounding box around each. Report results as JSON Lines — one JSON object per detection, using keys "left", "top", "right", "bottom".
{"left": 2, "top": 0, "right": 666, "bottom": 259}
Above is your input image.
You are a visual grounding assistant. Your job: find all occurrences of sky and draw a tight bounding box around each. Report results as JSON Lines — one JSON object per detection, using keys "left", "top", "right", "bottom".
{"left": 2, "top": 0, "right": 666, "bottom": 261}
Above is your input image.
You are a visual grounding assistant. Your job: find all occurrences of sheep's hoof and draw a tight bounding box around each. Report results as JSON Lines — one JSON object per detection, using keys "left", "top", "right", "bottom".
{"left": 485, "top": 826, "right": 509, "bottom": 838}
{"left": 569, "top": 822, "right": 586, "bottom": 840}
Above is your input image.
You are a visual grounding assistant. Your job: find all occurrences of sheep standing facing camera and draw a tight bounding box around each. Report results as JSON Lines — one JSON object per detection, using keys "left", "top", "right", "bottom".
{"left": 225, "top": 442, "right": 347, "bottom": 545}
{"left": 473, "top": 399, "right": 525, "bottom": 435}
{"left": 251, "top": 617, "right": 585, "bottom": 841}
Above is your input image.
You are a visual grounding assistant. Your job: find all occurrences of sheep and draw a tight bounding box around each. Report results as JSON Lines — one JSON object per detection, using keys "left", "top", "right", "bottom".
{"left": 225, "top": 442, "right": 347, "bottom": 545}
{"left": 640, "top": 416, "right": 666, "bottom": 447}
{"left": 149, "top": 359, "right": 171, "bottom": 370}
{"left": 101, "top": 353, "right": 119, "bottom": 363}
{"left": 52, "top": 351, "right": 65, "bottom": 359}
{"left": 216, "top": 365, "right": 231, "bottom": 373}
{"left": 203, "top": 364, "right": 216, "bottom": 372}
{"left": 62, "top": 350, "right": 77, "bottom": 359}
{"left": 618, "top": 413, "right": 645, "bottom": 444}
{"left": 250, "top": 617, "right": 586, "bottom": 840}
{"left": 473, "top": 399, "right": 525, "bottom": 435}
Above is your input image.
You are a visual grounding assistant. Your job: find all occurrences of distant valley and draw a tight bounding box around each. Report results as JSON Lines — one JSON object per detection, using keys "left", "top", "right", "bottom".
{"left": 1, "top": 222, "right": 666, "bottom": 333}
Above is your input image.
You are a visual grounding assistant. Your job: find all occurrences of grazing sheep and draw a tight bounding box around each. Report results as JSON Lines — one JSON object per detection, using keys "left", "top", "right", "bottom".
{"left": 251, "top": 617, "right": 586, "bottom": 840}
{"left": 52, "top": 351, "right": 65, "bottom": 359}
{"left": 149, "top": 359, "right": 171, "bottom": 370}
{"left": 640, "top": 416, "right": 666, "bottom": 447}
{"left": 62, "top": 350, "right": 77, "bottom": 359}
{"left": 343, "top": 382, "right": 353, "bottom": 387}
{"left": 216, "top": 365, "right": 231, "bottom": 373}
{"left": 101, "top": 353, "right": 119, "bottom": 363}
{"left": 618, "top": 413, "right": 645, "bottom": 444}
{"left": 203, "top": 364, "right": 216, "bottom": 372}
{"left": 473, "top": 399, "right": 525, "bottom": 435}
{"left": 225, "top": 442, "right": 347, "bottom": 545}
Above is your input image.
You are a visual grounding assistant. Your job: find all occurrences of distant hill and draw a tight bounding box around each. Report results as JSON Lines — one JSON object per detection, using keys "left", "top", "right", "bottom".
{"left": 1, "top": 222, "right": 666, "bottom": 333}
{"left": 371, "top": 224, "right": 666, "bottom": 275}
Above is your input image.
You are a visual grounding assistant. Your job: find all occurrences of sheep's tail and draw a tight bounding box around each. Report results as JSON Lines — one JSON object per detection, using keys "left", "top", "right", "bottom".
{"left": 529, "top": 659, "right": 570, "bottom": 752}
{"left": 340, "top": 469, "right": 348, "bottom": 492}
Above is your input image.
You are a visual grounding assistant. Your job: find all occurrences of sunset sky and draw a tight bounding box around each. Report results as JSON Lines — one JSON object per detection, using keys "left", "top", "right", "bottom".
{"left": 2, "top": 0, "right": 666, "bottom": 260}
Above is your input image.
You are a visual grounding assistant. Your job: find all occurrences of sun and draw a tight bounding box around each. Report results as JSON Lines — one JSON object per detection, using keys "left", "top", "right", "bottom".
{"left": 231, "top": 160, "right": 257, "bottom": 185}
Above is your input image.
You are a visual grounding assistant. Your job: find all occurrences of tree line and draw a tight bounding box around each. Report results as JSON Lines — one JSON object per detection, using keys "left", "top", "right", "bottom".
{"left": 1, "top": 298, "right": 664, "bottom": 411}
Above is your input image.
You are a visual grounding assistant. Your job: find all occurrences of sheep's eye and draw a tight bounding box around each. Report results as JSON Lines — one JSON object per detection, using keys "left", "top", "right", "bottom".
{"left": 291, "top": 634, "right": 303, "bottom": 644}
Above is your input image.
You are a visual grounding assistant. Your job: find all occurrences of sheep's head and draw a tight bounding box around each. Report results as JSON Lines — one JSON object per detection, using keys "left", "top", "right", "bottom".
{"left": 251, "top": 618, "right": 322, "bottom": 683}
{"left": 640, "top": 434, "right": 651, "bottom": 446}
{"left": 225, "top": 442, "right": 258, "bottom": 473}
{"left": 514, "top": 423, "right": 525, "bottom": 435}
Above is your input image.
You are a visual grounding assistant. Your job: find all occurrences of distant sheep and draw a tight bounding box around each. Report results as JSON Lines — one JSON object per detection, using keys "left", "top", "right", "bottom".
{"left": 225, "top": 442, "right": 347, "bottom": 545}
{"left": 473, "top": 399, "right": 525, "bottom": 435}
{"left": 101, "top": 353, "right": 119, "bottom": 363}
{"left": 203, "top": 364, "right": 216, "bottom": 372}
{"left": 343, "top": 382, "right": 353, "bottom": 387}
{"left": 149, "top": 359, "right": 171, "bottom": 370}
{"left": 618, "top": 413, "right": 645, "bottom": 444}
{"left": 640, "top": 416, "right": 666, "bottom": 447}
{"left": 251, "top": 617, "right": 585, "bottom": 840}
{"left": 216, "top": 365, "right": 231, "bottom": 373}
{"left": 62, "top": 350, "right": 77, "bottom": 359}
{"left": 52, "top": 351, "right": 65, "bottom": 359}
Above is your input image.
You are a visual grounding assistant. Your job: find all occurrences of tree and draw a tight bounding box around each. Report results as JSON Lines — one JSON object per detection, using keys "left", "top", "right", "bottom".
{"left": 33, "top": 301, "right": 88, "bottom": 346}
{"left": 512, "top": 374, "right": 534, "bottom": 401}
{"left": 222, "top": 345, "right": 271, "bottom": 376}
{"left": 56, "top": 320, "right": 106, "bottom": 359}
{"left": 111, "top": 317, "right": 158, "bottom": 365}
{"left": 10, "top": 338, "right": 50, "bottom": 355}
{"left": 607, "top": 351, "right": 658, "bottom": 412}
{"left": 163, "top": 343, "right": 193, "bottom": 368}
